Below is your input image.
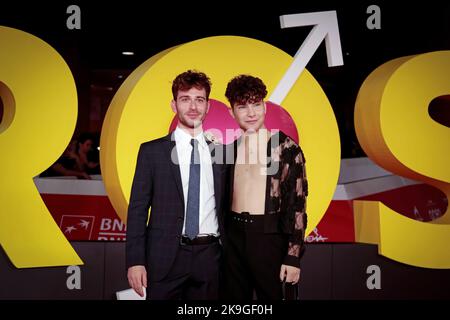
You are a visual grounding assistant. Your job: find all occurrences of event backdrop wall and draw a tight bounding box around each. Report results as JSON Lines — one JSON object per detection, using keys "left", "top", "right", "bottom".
{"left": 0, "top": 1, "right": 449, "bottom": 299}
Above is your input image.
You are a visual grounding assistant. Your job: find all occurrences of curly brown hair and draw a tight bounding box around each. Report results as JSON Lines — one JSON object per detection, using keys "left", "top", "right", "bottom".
{"left": 172, "top": 70, "right": 211, "bottom": 100}
{"left": 225, "top": 74, "right": 267, "bottom": 107}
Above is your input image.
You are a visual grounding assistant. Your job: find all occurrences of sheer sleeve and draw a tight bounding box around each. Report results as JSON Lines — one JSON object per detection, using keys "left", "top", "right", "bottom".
{"left": 283, "top": 146, "right": 308, "bottom": 268}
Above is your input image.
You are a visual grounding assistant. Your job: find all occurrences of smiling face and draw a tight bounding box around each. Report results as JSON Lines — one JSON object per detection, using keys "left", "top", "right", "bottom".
{"left": 171, "top": 86, "right": 210, "bottom": 132}
{"left": 231, "top": 99, "right": 266, "bottom": 133}
{"left": 225, "top": 74, "right": 268, "bottom": 133}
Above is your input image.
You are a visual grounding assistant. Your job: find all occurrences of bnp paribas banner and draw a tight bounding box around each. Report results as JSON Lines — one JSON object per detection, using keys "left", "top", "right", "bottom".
{"left": 0, "top": 2, "right": 449, "bottom": 270}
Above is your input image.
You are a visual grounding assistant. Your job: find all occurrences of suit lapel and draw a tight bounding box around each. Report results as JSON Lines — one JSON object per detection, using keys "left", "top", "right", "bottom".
{"left": 163, "top": 132, "right": 185, "bottom": 208}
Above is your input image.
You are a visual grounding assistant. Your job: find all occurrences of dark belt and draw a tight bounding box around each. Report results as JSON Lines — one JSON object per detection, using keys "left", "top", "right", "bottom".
{"left": 180, "top": 235, "right": 219, "bottom": 246}
{"left": 228, "top": 211, "right": 282, "bottom": 233}
{"left": 229, "top": 211, "right": 264, "bottom": 223}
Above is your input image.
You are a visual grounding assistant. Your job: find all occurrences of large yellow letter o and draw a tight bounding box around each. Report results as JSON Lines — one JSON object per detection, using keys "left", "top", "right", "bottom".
{"left": 100, "top": 36, "right": 341, "bottom": 238}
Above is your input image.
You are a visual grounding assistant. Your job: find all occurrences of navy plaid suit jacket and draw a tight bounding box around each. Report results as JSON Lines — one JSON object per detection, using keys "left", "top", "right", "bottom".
{"left": 126, "top": 132, "right": 227, "bottom": 282}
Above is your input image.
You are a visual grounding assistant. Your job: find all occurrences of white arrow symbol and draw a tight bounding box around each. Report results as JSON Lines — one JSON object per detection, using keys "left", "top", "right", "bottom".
{"left": 269, "top": 11, "right": 344, "bottom": 104}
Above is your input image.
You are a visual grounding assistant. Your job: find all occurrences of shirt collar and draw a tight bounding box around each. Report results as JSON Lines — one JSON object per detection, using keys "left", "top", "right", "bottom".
{"left": 174, "top": 126, "right": 208, "bottom": 150}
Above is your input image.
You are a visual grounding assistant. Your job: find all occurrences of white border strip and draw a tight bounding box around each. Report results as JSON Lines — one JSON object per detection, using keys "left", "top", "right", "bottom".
{"left": 34, "top": 175, "right": 107, "bottom": 196}
{"left": 338, "top": 157, "right": 393, "bottom": 184}
{"left": 33, "top": 158, "right": 423, "bottom": 200}
{"left": 333, "top": 175, "right": 421, "bottom": 200}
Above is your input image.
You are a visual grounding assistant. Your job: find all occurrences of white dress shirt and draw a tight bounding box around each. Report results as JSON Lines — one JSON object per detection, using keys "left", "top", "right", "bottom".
{"left": 174, "top": 127, "right": 218, "bottom": 236}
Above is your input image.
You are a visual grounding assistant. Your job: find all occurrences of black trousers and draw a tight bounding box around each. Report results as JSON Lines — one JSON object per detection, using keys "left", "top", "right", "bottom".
{"left": 147, "top": 241, "right": 221, "bottom": 300}
{"left": 223, "top": 212, "right": 288, "bottom": 300}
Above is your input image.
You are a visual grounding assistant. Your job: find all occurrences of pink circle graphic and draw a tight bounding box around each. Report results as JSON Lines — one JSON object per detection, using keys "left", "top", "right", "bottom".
{"left": 169, "top": 99, "right": 299, "bottom": 144}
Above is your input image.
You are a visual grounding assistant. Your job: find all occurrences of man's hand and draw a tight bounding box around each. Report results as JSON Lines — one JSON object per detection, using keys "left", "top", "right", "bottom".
{"left": 127, "top": 265, "right": 147, "bottom": 297}
{"left": 279, "top": 264, "right": 301, "bottom": 284}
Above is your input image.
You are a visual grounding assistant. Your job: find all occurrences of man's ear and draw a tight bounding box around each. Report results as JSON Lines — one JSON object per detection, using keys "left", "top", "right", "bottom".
{"left": 228, "top": 107, "right": 235, "bottom": 119}
{"left": 171, "top": 100, "right": 177, "bottom": 113}
{"left": 263, "top": 101, "right": 267, "bottom": 114}
{"left": 206, "top": 100, "right": 210, "bottom": 114}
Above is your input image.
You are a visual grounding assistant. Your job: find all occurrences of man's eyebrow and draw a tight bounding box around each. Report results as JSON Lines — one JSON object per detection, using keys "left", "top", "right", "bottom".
{"left": 178, "top": 95, "right": 206, "bottom": 98}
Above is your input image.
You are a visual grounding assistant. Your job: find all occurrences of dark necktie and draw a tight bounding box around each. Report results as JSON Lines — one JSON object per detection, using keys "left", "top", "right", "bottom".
{"left": 185, "top": 138, "right": 200, "bottom": 239}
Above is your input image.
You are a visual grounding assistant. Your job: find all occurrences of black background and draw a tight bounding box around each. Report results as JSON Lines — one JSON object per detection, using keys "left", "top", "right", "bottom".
{"left": 2, "top": 0, "right": 449, "bottom": 158}
{"left": 1, "top": 0, "right": 450, "bottom": 304}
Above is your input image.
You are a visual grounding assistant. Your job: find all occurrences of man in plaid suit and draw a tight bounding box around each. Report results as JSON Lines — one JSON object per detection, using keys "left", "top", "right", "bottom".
{"left": 126, "top": 70, "right": 227, "bottom": 300}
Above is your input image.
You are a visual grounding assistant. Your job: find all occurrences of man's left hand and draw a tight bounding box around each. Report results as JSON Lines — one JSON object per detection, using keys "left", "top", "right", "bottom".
{"left": 279, "top": 264, "right": 301, "bottom": 284}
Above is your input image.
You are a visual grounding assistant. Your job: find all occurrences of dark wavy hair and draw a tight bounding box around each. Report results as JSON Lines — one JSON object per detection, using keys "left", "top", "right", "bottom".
{"left": 225, "top": 74, "right": 267, "bottom": 107}
{"left": 172, "top": 70, "right": 211, "bottom": 100}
